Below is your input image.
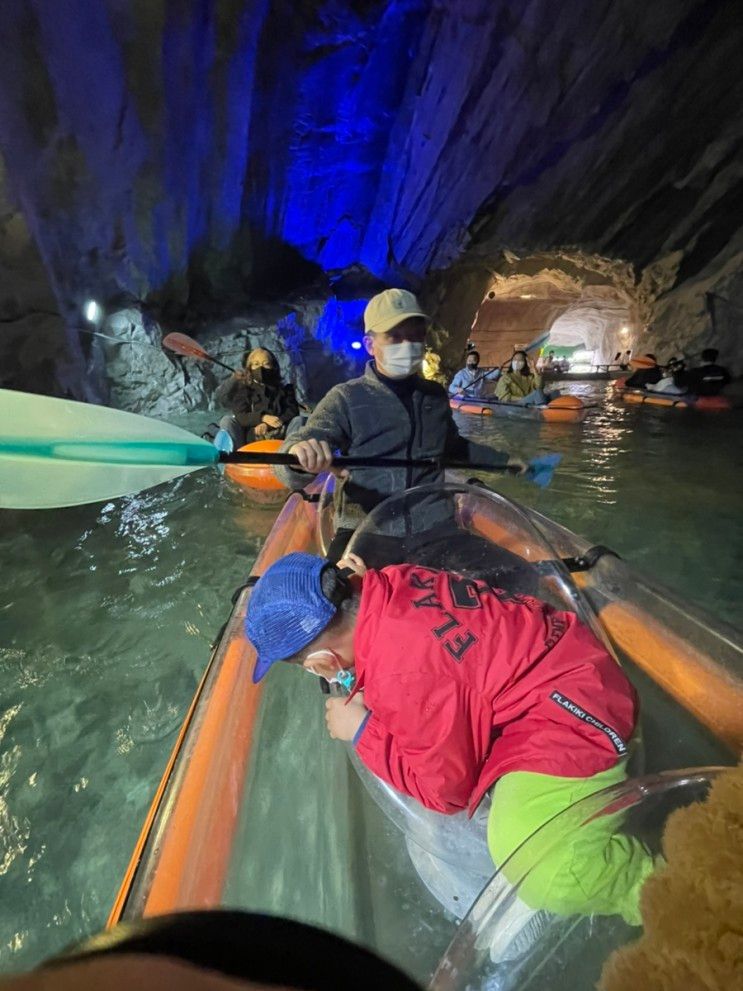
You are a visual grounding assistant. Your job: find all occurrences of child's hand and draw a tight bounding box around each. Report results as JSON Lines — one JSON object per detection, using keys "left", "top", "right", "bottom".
{"left": 336, "top": 552, "right": 367, "bottom": 577}
{"left": 325, "top": 694, "right": 368, "bottom": 741}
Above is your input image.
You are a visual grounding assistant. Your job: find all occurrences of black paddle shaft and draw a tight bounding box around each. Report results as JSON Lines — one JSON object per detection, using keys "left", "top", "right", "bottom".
{"left": 218, "top": 450, "right": 519, "bottom": 474}
{"left": 205, "top": 354, "right": 239, "bottom": 373}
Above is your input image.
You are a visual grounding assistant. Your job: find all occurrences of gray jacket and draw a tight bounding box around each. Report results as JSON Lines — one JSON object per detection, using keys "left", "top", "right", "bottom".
{"left": 276, "top": 362, "right": 509, "bottom": 531}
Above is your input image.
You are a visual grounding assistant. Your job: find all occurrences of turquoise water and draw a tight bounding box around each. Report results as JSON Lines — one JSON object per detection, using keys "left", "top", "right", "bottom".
{"left": 0, "top": 392, "right": 741, "bottom": 974}
{"left": 457, "top": 382, "right": 743, "bottom": 628}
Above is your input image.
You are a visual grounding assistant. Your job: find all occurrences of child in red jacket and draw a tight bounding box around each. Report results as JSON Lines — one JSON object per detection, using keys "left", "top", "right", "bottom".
{"left": 247, "top": 552, "right": 655, "bottom": 924}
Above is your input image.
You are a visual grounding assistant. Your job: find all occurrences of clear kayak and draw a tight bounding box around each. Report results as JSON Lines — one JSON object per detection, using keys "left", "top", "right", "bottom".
{"left": 108, "top": 478, "right": 742, "bottom": 987}
{"left": 450, "top": 395, "right": 587, "bottom": 422}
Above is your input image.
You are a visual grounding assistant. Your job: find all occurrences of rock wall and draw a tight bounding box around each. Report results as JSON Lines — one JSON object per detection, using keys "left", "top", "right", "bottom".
{"left": 0, "top": 0, "right": 741, "bottom": 395}
{"left": 97, "top": 298, "right": 368, "bottom": 417}
{"left": 0, "top": 158, "right": 92, "bottom": 398}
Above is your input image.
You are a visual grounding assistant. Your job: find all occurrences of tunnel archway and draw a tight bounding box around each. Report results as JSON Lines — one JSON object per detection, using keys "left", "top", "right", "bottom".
{"left": 466, "top": 263, "right": 640, "bottom": 370}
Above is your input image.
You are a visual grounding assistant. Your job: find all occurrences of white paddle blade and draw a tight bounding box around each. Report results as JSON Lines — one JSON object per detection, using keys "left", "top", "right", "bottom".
{"left": 0, "top": 389, "right": 218, "bottom": 509}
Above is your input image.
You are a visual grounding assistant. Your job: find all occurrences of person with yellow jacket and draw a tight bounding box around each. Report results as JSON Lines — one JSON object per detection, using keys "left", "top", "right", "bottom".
{"left": 495, "top": 350, "right": 558, "bottom": 406}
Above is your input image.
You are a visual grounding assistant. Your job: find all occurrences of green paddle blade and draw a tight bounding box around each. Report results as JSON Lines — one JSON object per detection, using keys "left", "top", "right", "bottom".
{"left": 0, "top": 389, "right": 219, "bottom": 509}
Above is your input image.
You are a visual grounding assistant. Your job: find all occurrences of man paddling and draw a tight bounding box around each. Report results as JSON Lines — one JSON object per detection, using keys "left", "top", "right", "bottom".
{"left": 246, "top": 551, "right": 653, "bottom": 925}
{"left": 274, "top": 289, "right": 525, "bottom": 560}
{"left": 448, "top": 350, "right": 500, "bottom": 399}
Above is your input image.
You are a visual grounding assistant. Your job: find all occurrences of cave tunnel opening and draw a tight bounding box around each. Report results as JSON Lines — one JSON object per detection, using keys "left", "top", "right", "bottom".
{"left": 465, "top": 261, "right": 640, "bottom": 373}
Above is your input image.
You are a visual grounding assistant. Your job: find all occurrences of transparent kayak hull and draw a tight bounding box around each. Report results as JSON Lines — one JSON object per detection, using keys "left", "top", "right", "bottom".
{"left": 108, "top": 479, "right": 741, "bottom": 986}
{"left": 430, "top": 768, "right": 722, "bottom": 991}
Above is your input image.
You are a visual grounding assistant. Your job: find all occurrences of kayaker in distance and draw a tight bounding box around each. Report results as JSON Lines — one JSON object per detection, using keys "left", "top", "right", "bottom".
{"left": 646, "top": 356, "right": 689, "bottom": 395}
{"left": 624, "top": 354, "right": 663, "bottom": 389}
{"left": 274, "top": 289, "right": 526, "bottom": 561}
{"left": 215, "top": 347, "right": 299, "bottom": 450}
{"left": 495, "top": 350, "right": 558, "bottom": 406}
{"left": 246, "top": 551, "right": 653, "bottom": 925}
{"left": 448, "top": 350, "right": 500, "bottom": 398}
{"left": 686, "top": 348, "right": 732, "bottom": 397}
{"left": 536, "top": 349, "right": 556, "bottom": 372}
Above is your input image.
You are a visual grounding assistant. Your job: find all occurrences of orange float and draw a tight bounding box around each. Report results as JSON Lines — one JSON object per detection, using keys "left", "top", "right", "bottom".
{"left": 693, "top": 395, "right": 733, "bottom": 412}
{"left": 223, "top": 439, "right": 290, "bottom": 506}
{"left": 541, "top": 394, "right": 585, "bottom": 423}
{"left": 628, "top": 356, "right": 658, "bottom": 370}
{"left": 614, "top": 383, "right": 733, "bottom": 412}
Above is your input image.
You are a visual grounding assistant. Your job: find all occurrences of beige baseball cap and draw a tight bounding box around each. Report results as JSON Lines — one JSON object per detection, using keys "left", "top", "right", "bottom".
{"left": 363, "top": 288, "right": 429, "bottom": 335}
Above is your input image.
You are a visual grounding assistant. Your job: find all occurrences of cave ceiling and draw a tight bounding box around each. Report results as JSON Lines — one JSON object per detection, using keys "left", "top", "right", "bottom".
{"left": 0, "top": 0, "right": 741, "bottom": 340}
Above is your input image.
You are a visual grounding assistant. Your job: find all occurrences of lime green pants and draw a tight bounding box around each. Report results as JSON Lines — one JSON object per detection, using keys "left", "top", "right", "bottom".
{"left": 487, "top": 763, "right": 655, "bottom": 925}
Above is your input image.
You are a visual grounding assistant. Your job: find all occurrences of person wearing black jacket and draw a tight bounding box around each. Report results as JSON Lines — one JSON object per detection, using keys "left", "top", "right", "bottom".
{"left": 275, "top": 289, "right": 526, "bottom": 568}
{"left": 215, "top": 347, "right": 299, "bottom": 448}
{"left": 685, "top": 348, "right": 732, "bottom": 397}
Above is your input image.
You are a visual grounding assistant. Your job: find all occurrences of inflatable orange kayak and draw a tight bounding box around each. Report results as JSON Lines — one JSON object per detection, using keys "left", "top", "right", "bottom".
{"left": 107, "top": 476, "right": 742, "bottom": 948}
{"left": 614, "top": 378, "right": 733, "bottom": 411}
{"left": 450, "top": 394, "right": 587, "bottom": 423}
{"left": 223, "top": 439, "right": 290, "bottom": 506}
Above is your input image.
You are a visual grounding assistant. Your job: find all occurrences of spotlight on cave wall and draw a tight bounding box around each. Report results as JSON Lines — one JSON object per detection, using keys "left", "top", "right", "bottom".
{"left": 314, "top": 298, "right": 368, "bottom": 356}
{"left": 84, "top": 300, "right": 103, "bottom": 324}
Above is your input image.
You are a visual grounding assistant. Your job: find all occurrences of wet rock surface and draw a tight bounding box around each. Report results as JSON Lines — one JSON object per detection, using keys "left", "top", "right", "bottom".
{"left": 98, "top": 300, "right": 367, "bottom": 416}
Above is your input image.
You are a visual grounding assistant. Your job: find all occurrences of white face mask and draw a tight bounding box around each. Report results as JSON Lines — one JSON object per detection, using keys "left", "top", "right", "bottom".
{"left": 512, "top": 359, "right": 525, "bottom": 372}
{"left": 379, "top": 341, "right": 424, "bottom": 378}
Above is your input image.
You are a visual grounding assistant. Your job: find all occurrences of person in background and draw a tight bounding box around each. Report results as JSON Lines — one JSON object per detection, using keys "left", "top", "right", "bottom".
{"left": 536, "top": 350, "right": 555, "bottom": 373}
{"left": 685, "top": 348, "right": 732, "bottom": 397}
{"left": 624, "top": 354, "right": 662, "bottom": 390}
{"left": 647, "top": 357, "right": 688, "bottom": 395}
{"left": 215, "top": 347, "right": 299, "bottom": 450}
{"left": 495, "top": 350, "right": 557, "bottom": 405}
{"left": 448, "top": 350, "right": 500, "bottom": 398}
{"left": 246, "top": 551, "right": 651, "bottom": 926}
{"left": 274, "top": 289, "right": 525, "bottom": 561}
{"left": 421, "top": 348, "right": 448, "bottom": 386}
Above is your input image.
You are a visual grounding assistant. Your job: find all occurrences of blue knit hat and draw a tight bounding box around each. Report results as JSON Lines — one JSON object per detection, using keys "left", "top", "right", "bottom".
{"left": 246, "top": 553, "right": 346, "bottom": 683}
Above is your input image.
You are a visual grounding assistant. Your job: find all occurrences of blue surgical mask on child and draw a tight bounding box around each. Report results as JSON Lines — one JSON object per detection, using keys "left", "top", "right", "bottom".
{"left": 306, "top": 649, "right": 356, "bottom": 692}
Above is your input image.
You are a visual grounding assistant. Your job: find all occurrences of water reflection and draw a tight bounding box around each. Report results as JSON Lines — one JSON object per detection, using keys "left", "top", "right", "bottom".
{"left": 455, "top": 381, "right": 743, "bottom": 628}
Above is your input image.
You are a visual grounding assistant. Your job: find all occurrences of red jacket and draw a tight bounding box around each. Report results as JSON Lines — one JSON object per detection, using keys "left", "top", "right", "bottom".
{"left": 351, "top": 565, "right": 638, "bottom": 815}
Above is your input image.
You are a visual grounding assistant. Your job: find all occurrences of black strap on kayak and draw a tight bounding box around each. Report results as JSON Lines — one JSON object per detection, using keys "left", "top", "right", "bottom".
{"left": 561, "top": 545, "right": 621, "bottom": 572}
{"left": 297, "top": 490, "right": 321, "bottom": 502}
{"left": 230, "top": 575, "right": 260, "bottom": 605}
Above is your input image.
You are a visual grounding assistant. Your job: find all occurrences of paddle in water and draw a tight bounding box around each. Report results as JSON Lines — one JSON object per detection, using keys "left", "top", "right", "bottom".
{"left": 0, "top": 389, "right": 560, "bottom": 509}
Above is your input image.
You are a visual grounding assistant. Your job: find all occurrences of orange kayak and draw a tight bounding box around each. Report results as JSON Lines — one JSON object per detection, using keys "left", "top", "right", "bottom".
{"left": 450, "top": 394, "right": 587, "bottom": 423}
{"left": 223, "top": 439, "right": 290, "bottom": 506}
{"left": 614, "top": 379, "right": 733, "bottom": 411}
